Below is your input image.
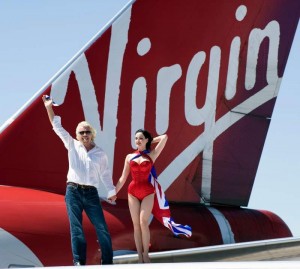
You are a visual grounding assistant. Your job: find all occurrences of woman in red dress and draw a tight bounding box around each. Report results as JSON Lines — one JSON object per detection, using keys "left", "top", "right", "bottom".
{"left": 115, "top": 129, "right": 168, "bottom": 263}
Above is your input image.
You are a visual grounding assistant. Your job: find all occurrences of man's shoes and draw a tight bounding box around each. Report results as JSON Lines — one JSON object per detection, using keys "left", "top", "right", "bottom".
{"left": 73, "top": 260, "right": 83, "bottom": 266}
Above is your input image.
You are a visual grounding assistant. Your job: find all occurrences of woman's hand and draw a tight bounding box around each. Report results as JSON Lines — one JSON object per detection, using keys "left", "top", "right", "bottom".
{"left": 107, "top": 195, "right": 117, "bottom": 205}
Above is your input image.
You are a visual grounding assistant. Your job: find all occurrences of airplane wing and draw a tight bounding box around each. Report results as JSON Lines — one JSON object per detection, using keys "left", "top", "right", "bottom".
{"left": 0, "top": 0, "right": 299, "bottom": 267}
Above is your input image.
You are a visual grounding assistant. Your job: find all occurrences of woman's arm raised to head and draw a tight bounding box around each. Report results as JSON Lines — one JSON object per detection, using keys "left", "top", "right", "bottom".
{"left": 150, "top": 134, "right": 168, "bottom": 162}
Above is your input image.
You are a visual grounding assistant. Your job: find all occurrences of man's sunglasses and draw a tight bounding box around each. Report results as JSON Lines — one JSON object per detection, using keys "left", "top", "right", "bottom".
{"left": 78, "top": 131, "right": 91, "bottom": 135}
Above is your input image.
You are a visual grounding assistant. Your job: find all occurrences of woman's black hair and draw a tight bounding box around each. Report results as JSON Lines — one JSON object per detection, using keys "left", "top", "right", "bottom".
{"left": 135, "top": 129, "right": 153, "bottom": 150}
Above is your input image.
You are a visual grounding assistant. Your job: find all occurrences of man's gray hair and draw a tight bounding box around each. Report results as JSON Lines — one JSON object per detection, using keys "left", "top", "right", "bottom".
{"left": 76, "top": 121, "right": 96, "bottom": 141}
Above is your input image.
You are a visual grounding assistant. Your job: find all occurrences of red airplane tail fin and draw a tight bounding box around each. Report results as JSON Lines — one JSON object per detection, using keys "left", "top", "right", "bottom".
{"left": 0, "top": 0, "right": 299, "bottom": 207}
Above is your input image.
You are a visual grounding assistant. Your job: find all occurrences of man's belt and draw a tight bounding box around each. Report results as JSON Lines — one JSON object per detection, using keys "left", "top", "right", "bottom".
{"left": 67, "top": 182, "right": 96, "bottom": 190}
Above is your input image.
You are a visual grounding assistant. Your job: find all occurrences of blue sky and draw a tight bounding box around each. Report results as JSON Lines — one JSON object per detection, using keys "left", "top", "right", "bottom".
{"left": 0, "top": 1, "right": 299, "bottom": 236}
{"left": 248, "top": 22, "right": 300, "bottom": 236}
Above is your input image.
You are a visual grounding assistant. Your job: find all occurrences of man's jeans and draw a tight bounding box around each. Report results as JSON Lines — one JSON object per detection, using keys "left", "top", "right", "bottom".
{"left": 65, "top": 184, "right": 113, "bottom": 265}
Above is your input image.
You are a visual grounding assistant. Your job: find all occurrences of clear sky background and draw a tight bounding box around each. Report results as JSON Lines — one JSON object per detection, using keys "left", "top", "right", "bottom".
{"left": 0, "top": 1, "right": 299, "bottom": 236}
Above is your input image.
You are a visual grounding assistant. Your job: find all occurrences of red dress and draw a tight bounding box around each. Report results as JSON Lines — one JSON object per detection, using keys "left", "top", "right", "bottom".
{"left": 128, "top": 154, "right": 155, "bottom": 201}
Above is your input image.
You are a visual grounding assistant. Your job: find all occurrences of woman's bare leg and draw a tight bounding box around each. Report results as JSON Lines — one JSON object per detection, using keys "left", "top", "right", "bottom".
{"left": 140, "top": 194, "right": 154, "bottom": 263}
{"left": 128, "top": 194, "right": 143, "bottom": 263}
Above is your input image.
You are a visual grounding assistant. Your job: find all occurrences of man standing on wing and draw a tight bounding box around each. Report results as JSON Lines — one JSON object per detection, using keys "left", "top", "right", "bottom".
{"left": 42, "top": 95, "right": 116, "bottom": 266}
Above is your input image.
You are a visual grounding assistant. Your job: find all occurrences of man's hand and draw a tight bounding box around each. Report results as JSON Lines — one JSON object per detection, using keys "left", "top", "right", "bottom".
{"left": 42, "top": 95, "right": 53, "bottom": 108}
{"left": 42, "top": 95, "right": 55, "bottom": 123}
{"left": 108, "top": 195, "right": 117, "bottom": 204}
